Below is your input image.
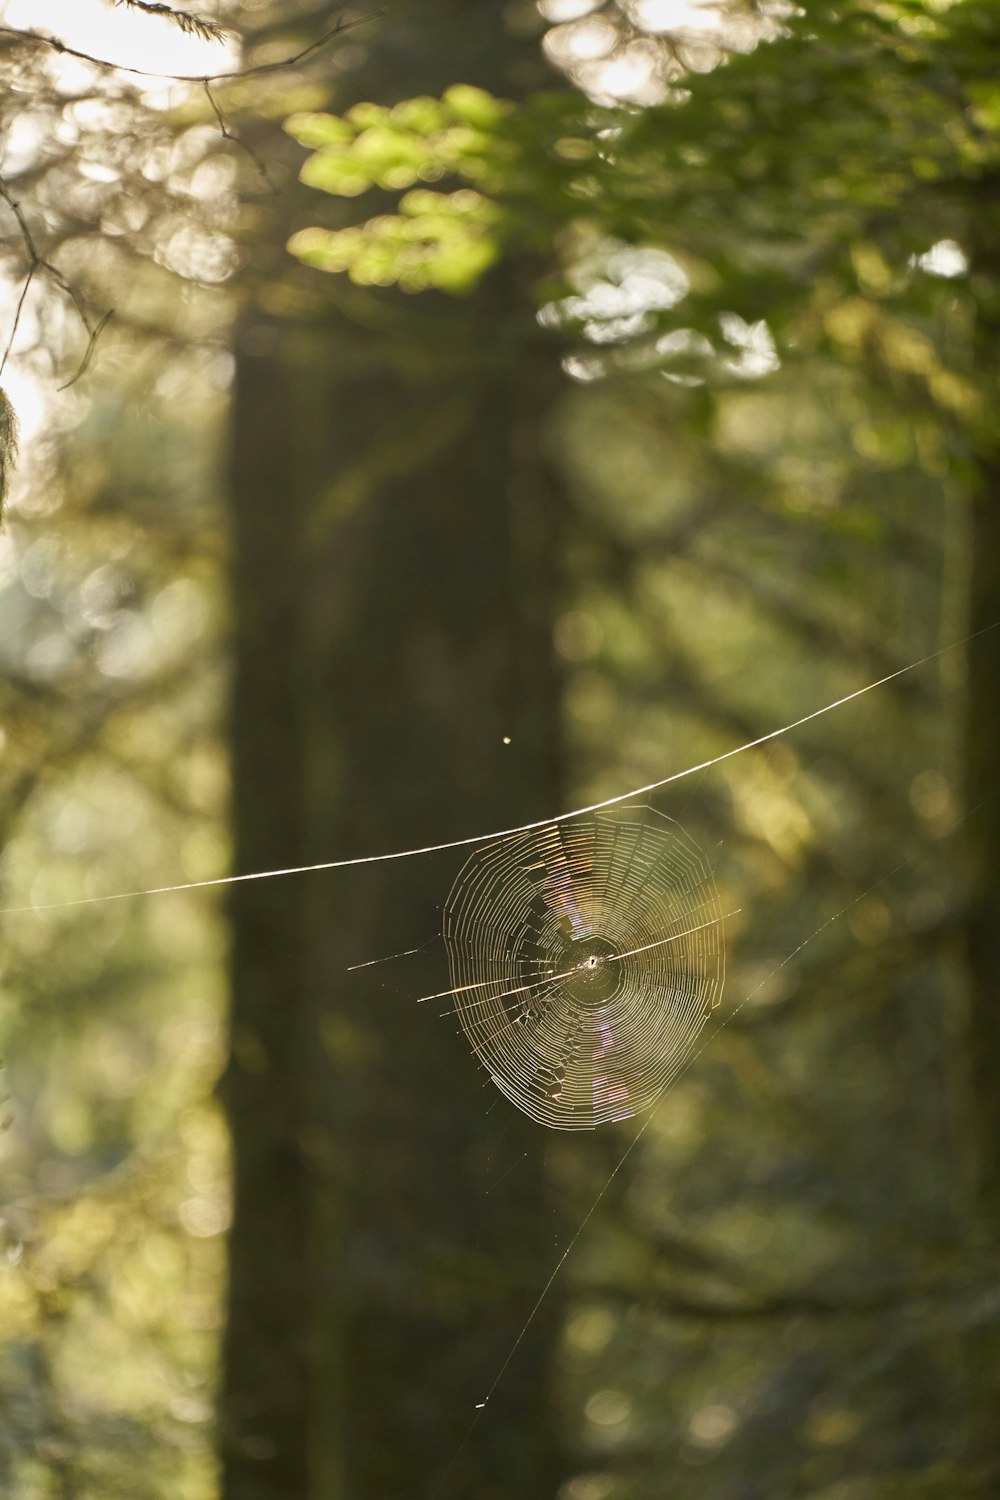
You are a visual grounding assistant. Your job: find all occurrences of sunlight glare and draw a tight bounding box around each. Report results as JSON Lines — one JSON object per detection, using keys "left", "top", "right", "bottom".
{"left": 0, "top": 0, "right": 237, "bottom": 81}
{"left": 627, "top": 0, "right": 725, "bottom": 33}
{"left": 915, "top": 239, "right": 968, "bottom": 278}
{"left": 537, "top": 0, "right": 603, "bottom": 19}
{"left": 587, "top": 42, "right": 667, "bottom": 102}
{"left": 544, "top": 15, "right": 620, "bottom": 65}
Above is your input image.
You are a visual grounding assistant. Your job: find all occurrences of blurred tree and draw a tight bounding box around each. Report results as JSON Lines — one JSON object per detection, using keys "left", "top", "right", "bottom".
{"left": 222, "top": 6, "right": 568, "bottom": 1499}
{"left": 1, "top": 5, "right": 574, "bottom": 1493}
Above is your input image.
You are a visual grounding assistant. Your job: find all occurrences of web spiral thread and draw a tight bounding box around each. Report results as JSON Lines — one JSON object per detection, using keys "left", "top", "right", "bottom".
{"left": 442, "top": 807, "right": 725, "bottom": 1130}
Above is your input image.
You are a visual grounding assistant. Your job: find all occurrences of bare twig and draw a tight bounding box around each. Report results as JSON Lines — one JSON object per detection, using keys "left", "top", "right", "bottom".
{"left": 203, "top": 78, "right": 272, "bottom": 187}
{"left": 0, "top": 263, "right": 34, "bottom": 380}
{"left": 0, "top": 176, "right": 114, "bottom": 394}
{"left": 0, "top": 13, "right": 371, "bottom": 84}
{"left": 0, "top": 177, "right": 40, "bottom": 265}
{"left": 1, "top": 9, "right": 374, "bottom": 224}
{"left": 58, "top": 310, "right": 115, "bottom": 391}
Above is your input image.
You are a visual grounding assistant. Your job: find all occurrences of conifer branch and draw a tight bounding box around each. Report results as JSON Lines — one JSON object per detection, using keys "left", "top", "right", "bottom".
{"left": 111, "top": 0, "right": 229, "bottom": 45}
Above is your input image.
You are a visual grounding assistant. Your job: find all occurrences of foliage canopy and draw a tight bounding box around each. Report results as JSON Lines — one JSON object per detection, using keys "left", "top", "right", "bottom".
{"left": 287, "top": 0, "right": 999, "bottom": 440}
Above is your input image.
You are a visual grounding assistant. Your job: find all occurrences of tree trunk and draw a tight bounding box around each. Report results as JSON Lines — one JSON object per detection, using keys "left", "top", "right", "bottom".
{"left": 220, "top": 318, "right": 317, "bottom": 1500}
{"left": 220, "top": 8, "right": 566, "bottom": 1497}
{"left": 960, "top": 169, "right": 1000, "bottom": 1490}
{"left": 965, "top": 482, "right": 1000, "bottom": 1228}
{"left": 963, "top": 171, "right": 1000, "bottom": 1232}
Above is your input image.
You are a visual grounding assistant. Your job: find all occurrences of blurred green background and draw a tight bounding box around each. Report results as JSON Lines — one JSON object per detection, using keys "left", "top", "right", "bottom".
{"left": 0, "top": 1, "right": 998, "bottom": 1497}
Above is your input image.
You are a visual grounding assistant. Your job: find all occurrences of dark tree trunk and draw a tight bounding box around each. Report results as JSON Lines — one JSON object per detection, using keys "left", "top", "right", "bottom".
{"left": 963, "top": 172, "right": 1000, "bottom": 1233}
{"left": 220, "top": 322, "right": 317, "bottom": 1500}
{"left": 965, "top": 481, "right": 1000, "bottom": 1228}
{"left": 961, "top": 449, "right": 1000, "bottom": 1497}
{"left": 305, "top": 275, "right": 565, "bottom": 1500}
{"left": 220, "top": 8, "right": 566, "bottom": 1498}
{"left": 960, "top": 170, "right": 1000, "bottom": 1489}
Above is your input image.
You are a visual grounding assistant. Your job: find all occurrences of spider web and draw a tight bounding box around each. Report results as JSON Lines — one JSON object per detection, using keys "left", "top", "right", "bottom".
{"left": 441, "top": 807, "right": 726, "bottom": 1130}
{"left": 430, "top": 831, "right": 923, "bottom": 1476}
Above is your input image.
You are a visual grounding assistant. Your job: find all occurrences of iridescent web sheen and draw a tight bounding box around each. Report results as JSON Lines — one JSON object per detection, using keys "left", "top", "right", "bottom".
{"left": 442, "top": 807, "right": 725, "bottom": 1130}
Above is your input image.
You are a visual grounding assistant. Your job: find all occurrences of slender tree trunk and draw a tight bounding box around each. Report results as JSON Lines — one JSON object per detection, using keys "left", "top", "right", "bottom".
{"left": 220, "top": 8, "right": 566, "bottom": 1497}
{"left": 961, "top": 171, "right": 1000, "bottom": 1490}
{"left": 963, "top": 172, "right": 1000, "bottom": 1232}
{"left": 961, "top": 457, "right": 1000, "bottom": 1496}
{"left": 220, "top": 321, "right": 317, "bottom": 1500}
{"left": 965, "top": 484, "right": 1000, "bottom": 1226}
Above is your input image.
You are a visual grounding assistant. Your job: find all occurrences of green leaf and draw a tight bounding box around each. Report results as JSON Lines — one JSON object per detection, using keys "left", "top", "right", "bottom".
{"left": 284, "top": 112, "right": 354, "bottom": 149}
{"left": 442, "top": 85, "right": 508, "bottom": 129}
{"left": 299, "top": 151, "right": 373, "bottom": 197}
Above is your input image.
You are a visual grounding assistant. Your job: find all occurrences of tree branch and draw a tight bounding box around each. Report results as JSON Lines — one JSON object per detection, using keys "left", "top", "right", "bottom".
{"left": 0, "top": 8, "right": 378, "bottom": 403}
{"left": 111, "top": 0, "right": 229, "bottom": 44}
{"left": 579, "top": 1272, "right": 953, "bottom": 1323}
{"left": 0, "top": 175, "right": 114, "bottom": 395}
{"left": 0, "top": 12, "right": 372, "bottom": 84}
{"left": 203, "top": 77, "right": 272, "bottom": 187}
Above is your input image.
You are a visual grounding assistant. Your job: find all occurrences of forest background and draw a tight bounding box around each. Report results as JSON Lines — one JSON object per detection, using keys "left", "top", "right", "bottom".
{"left": 0, "top": 1, "right": 998, "bottom": 1498}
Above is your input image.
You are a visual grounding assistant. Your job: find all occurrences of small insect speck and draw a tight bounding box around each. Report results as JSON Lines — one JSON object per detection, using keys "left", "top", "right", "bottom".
{"left": 502, "top": 736, "right": 511, "bottom": 745}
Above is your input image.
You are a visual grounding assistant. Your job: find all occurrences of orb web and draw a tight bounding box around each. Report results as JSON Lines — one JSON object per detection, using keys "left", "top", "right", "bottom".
{"left": 442, "top": 807, "right": 725, "bottom": 1130}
